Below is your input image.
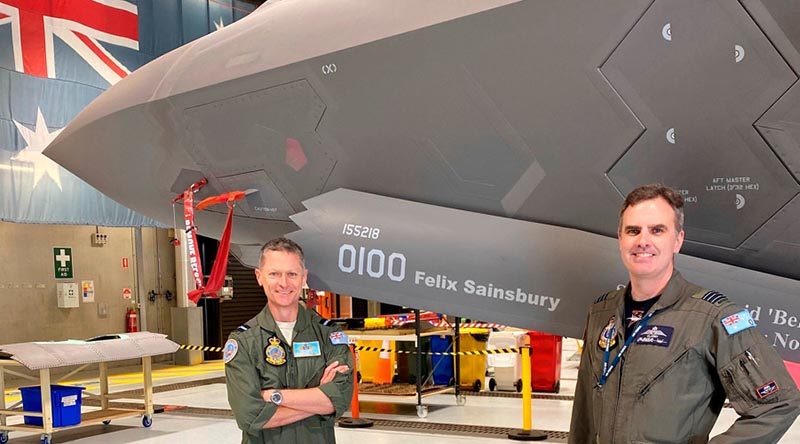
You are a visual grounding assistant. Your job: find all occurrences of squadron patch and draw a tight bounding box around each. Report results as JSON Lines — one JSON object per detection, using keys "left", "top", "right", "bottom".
{"left": 721, "top": 310, "right": 756, "bottom": 335}
{"left": 756, "top": 380, "right": 780, "bottom": 399}
{"left": 265, "top": 336, "right": 287, "bottom": 366}
{"left": 635, "top": 325, "right": 674, "bottom": 347}
{"left": 223, "top": 339, "right": 239, "bottom": 364}
{"left": 598, "top": 316, "right": 618, "bottom": 350}
{"left": 329, "top": 331, "right": 349, "bottom": 345}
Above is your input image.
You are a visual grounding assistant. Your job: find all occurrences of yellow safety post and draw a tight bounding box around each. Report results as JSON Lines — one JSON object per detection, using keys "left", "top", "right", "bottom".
{"left": 508, "top": 336, "right": 547, "bottom": 441}
{"left": 522, "top": 345, "right": 532, "bottom": 430}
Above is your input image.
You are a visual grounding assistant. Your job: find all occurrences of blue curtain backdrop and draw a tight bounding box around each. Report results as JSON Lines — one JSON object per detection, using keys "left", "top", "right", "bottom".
{"left": 0, "top": 0, "right": 257, "bottom": 226}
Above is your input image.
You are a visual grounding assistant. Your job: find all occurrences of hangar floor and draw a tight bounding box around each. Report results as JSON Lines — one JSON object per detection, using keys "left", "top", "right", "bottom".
{"left": 2, "top": 341, "right": 799, "bottom": 443}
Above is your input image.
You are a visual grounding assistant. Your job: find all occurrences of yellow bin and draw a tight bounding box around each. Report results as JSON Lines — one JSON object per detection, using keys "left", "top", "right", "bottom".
{"left": 356, "top": 339, "right": 396, "bottom": 383}
{"left": 457, "top": 328, "right": 490, "bottom": 391}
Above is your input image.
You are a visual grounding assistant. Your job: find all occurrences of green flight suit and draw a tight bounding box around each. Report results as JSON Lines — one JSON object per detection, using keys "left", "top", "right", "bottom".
{"left": 225, "top": 304, "right": 354, "bottom": 444}
{"left": 570, "top": 271, "right": 800, "bottom": 443}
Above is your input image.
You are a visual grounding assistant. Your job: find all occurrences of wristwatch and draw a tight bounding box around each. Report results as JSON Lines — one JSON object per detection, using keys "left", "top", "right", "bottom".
{"left": 270, "top": 389, "right": 283, "bottom": 406}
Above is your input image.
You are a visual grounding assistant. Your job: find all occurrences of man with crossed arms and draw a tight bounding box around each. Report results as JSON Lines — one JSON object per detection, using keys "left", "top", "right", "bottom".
{"left": 225, "top": 237, "right": 353, "bottom": 443}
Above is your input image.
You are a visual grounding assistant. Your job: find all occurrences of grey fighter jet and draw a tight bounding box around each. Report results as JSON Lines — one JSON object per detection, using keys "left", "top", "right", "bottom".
{"left": 44, "top": 0, "right": 800, "bottom": 360}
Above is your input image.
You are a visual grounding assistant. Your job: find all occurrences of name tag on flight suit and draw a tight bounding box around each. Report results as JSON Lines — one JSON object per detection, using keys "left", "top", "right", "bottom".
{"left": 293, "top": 341, "right": 321, "bottom": 357}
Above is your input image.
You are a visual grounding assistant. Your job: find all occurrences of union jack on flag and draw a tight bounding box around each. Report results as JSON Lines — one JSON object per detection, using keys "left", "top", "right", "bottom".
{"left": 722, "top": 314, "right": 740, "bottom": 327}
{"left": 0, "top": 0, "right": 138, "bottom": 85}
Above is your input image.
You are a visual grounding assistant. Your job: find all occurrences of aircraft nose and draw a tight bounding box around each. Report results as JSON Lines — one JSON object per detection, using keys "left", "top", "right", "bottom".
{"left": 42, "top": 49, "right": 179, "bottom": 227}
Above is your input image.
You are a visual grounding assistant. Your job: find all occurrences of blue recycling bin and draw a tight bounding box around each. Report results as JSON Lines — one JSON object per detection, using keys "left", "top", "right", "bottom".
{"left": 431, "top": 335, "right": 454, "bottom": 385}
{"left": 20, "top": 385, "right": 84, "bottom": 427}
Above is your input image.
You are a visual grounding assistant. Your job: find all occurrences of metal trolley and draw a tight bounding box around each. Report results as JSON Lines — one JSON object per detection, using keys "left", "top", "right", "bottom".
{"left": 347, "top": 311, "right": 473, "bottom": 418}
{"left": 0, "top": 332, "right": 178, "bottom": 444}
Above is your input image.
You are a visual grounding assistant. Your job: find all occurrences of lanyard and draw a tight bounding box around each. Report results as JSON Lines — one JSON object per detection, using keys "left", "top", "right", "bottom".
{"left": 598, "top": 311, "right": 655, "bottom": 387}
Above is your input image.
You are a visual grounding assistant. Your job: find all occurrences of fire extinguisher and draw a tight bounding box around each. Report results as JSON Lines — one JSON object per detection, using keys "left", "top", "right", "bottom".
{"left": 126, "top": 307, "right": 138, "bottom": 333}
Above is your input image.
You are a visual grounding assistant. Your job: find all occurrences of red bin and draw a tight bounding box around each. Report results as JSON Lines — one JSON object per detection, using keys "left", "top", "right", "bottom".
{"left": 527, "top": 331, "right": 562, "bottom": 393}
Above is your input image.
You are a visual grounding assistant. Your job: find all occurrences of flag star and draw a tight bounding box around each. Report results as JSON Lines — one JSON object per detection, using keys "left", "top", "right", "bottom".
{"left": 214, "top": 17, "right": 225, "bottom": 31}
{"left": 11, "top": 108, "right": 64, "bottom": 190}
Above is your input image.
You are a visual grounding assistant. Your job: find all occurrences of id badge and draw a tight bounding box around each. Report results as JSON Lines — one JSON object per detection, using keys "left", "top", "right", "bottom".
{"left": 293, "top": 341, "right": 322, "bottom": 357}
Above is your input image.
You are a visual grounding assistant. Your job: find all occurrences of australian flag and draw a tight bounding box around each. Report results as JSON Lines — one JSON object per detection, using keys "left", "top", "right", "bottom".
{"left": 0, "top": 0, "right": 257, "bottom": 226}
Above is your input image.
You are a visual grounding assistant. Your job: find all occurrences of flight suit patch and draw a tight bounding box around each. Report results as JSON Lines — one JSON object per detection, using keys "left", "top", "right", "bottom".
{"left": 598, "top": 316, "right": 617, "bottom": 350}
{"left": 293, "top": 341, "right": 321, "bottom": 357}
{"left": 634, "top": 325, "right": 673, "bottom": 347}
{"left": 756, "top": 380, "right": 779, "bottom": 399}
{"left": 329, "top": 331, "right": 349, "bottom": 345}
{"left": 721, "top": 310, "right": 756, "bottom": 335}
{"left": 223, "top": 339, "right": 238, "bottom": 363}
{"left": 265, "top": 336, "right": 287, "bottom": 366}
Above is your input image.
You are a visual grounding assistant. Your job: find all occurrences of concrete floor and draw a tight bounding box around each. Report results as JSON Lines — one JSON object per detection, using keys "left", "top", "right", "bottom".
{"left": 2, "top": 340, "right": 799, "bottom": 443}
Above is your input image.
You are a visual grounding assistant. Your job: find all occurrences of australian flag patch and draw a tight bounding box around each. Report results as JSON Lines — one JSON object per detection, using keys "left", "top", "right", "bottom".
{"left": 756, "top": 380, "right": 779, "bottom": 399}
{"left": 721, "top": 310, "right": 756, "bottom": 335}
{"left": 635, "top": 325, "right": 674, "bottom": 347}
{"left": 329, "top": 331, "right": 349, "bottom": 345}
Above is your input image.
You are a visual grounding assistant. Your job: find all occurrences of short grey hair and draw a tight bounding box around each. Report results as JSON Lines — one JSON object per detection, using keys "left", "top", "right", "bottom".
{"left": 259, "top": 237, "right": 305, "bottom": 268}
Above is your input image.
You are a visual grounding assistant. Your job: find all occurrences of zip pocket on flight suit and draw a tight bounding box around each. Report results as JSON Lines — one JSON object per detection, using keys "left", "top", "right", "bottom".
{"left": 637, "top": 348, "right": 692, "bottom": 399}
{"left": 720, "top": 348, "right": 781, "bottom": 410}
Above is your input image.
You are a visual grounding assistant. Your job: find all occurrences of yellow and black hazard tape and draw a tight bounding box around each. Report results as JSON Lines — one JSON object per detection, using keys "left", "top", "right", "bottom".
{"left": 353, "top": 345, "right": 520, "bottom": 356}
{"left": 178, "top": 344, "right": 521, "bottom": 356}
{"left": 179, "top": 344, "right": 224, "bottom": 353}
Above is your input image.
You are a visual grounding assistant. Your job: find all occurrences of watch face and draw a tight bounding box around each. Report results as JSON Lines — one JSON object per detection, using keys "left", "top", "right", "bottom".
{"left": 271, "top": 391, "right": 282, "bottom": 405}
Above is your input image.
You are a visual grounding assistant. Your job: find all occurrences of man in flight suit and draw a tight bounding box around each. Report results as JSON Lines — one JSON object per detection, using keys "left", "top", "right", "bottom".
{"left": 225, "top": 237, "right": 354, "bottom": 443}
{"left": 569, "top": 184, "right": 800, "bottom": 443}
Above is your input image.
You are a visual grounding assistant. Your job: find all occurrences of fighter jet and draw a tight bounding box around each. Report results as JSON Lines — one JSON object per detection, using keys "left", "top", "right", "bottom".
{"left": 44, "top": 0, "right": 800, "bottom": 361}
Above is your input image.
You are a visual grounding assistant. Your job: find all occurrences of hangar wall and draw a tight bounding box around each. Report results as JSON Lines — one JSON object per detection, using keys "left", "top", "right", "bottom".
{"left": 0, "top": 222, "right": 176, "bottom": 345}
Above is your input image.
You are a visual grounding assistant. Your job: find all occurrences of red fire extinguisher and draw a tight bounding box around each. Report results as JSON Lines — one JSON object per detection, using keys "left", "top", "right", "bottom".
{"left": 126, "top": 308, "right": 138, "bottom": 333}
